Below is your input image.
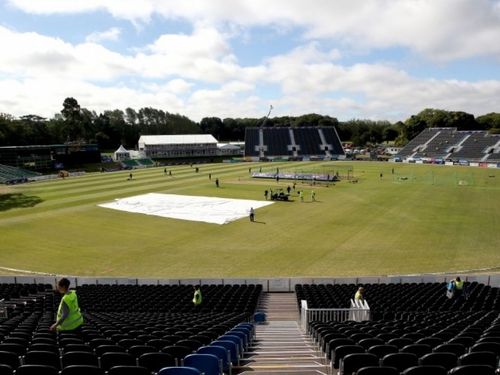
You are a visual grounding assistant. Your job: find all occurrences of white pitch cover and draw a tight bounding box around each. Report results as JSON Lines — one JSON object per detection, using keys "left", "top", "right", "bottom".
{"left": 99, "top": 193, "right": 273, "bottom": 225}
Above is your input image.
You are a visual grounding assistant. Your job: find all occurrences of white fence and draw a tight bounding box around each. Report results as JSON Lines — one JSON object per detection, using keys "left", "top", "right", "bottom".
{"left": 300, "top": 299, "right": 371, "bottom": 332}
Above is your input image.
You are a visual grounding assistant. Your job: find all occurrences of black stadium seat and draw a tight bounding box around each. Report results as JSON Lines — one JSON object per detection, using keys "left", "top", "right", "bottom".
{"left": 448, "top": 365, "right": 495, "bottom": 375}
{"left": 341, "top": 353, "right": 379, "bottom": 375}
{"left": 402, "top": 365, "right": 447, "bottom": 375}
{"left": 107, "top": 366, "right": 150, "bottom": 375}
{"left": 459, "top": 351, "right": 497, "bottom": 367}
{"left": 381, "top": 352, "right": 419, "bottom": 372}
{"left": 356, "top": 366, "right": 399, "bottom": 375}
{"left": 60, "top": 365, "right": 105, "bottom": 375}
{"left": 15, "top": 365, "right": 59, "bottom": 375}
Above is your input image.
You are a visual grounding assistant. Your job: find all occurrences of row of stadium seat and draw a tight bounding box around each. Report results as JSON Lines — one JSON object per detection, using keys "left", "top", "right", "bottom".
{"left": 296, "top": 282, "right": 500, "bottom": 319}
{"left": 308, "top": 310, "right": 500, "bottom": 374}
{"left": 0, "top": 283, "right": 261, "bottom": 374}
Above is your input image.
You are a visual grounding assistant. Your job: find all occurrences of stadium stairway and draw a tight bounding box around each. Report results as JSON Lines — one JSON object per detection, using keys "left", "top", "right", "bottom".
{"left": 240, "top": 292, "right": 330, "bottom": 375}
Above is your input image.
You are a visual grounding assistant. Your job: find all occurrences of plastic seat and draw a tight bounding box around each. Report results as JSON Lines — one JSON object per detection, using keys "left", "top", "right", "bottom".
{"left": 60, "top": 365, "right": 105, "bottom": 375}
{"left": 139, "top": 352, "right": 176, "bottom": 372}
{"left": 197, "top": 345, "right": 230, "bottom": 374}
{"left": 89, "top": 339, "right": 114, "bottom": 349}
{"left": 402, "top": 365, "right": 447, "bottom": 375}
{"left": 401, "top": 344, "right": 432, "bottom": 357}
{"left": 177, "top": 339, "right": 203, "bottom": 352}
{"left": 128, "top": 345, "right": 157, "bottom": 358}
{"left": 420, "top": 352, "right": 457, "bottom": 370}
{"left": 29, "top": 344, "right": 59, "bottom": 353}
{"left": 0, "top": 351, "right": 19, "bottom": 369}
{"left": 448, "top": 364, "right": 495, "bottom": 375}
{"left": 0, "top": 343, "right": 25, "bottom": 356}
{"left": 161, "top": 346, "right": 193, "bottom": 365}
{"left": 332, "top": 345, "right": 365, "bottom": 369}
{"left": 433, "top": 343, "right": 466, "bottom": 356}
{"left": 341, "top": 353, "right": 378, "bottom": 375}
{"left": 63, "top": 344, "right": 92, "bottom": 353}
{"left": 381, "top": 352, "right": 419, "bottom": 372}
{"left": 358, "top": 338, "right": 385, "bottom": 350}
{"left": 218, "top": 335, "right": 242, "bottom": 356}
{"left": 470, "top": 342, "right": 500, "bottom": 355}
{"left": 211, "top": 340, "right": 238, "bottom": 365}
{"left": 416, "top": 337, "right": 443, "bottom": 348}
{"left": 118, "top": 339, "right": 143, "bottom": 349}
{"left": 148, "top": 339, "right": 172, "bottom": 350}
{"left": 95, "top": 345, "right": 126, "bottom": 356}
{"left": 100, "top": 352, "right": 136, "bottom": 370}
{"left": 387, "top": 337, "right": 413, "bottom": 349}
{"left": 107, "top": 366, "right": 150, "bottom": 375}
{"left": 356, "top": 366, "right": 399, "bottom": 375}
{"left": 327, "top": 338, "right": 356, "bottom": 359}
{"left": 184, "top": 354, "right": 220, "bottom": 375}
{"left": 15, "top": 365, "right": 59, "bottom": 375}
{"left": 158, "top": 367, "right": 202, "bottom": 375}
{"left": 448, "top": 337, "right": 474, "bottom": 347}
{"left": 367, "top": 344, "right": 398, "bottom": 358}
{"left": 459, "top": 351, "right": 497, "bottom": 367}
{"left": 62, "top": 351, "right": 99, "bottom": 367}
{"left": 24, "top": 351, "right": 60, "bottom": 369}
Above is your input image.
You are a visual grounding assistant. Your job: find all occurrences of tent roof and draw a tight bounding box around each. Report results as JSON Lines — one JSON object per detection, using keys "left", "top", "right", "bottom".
{"left": 115, "top": 145, "right": 129, "bottom": 153}
{"left": 139, "top": 134, "right": 218, "bottom": 145}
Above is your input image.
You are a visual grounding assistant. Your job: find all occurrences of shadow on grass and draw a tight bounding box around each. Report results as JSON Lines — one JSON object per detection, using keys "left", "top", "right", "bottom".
{"left": 0, "top": 193, "right": 43, "bottom": 212}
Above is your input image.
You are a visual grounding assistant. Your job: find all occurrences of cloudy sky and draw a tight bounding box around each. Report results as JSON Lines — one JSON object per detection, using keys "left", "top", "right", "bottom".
{"left": 0, "top": 0, "right": 499, "bottom": 122}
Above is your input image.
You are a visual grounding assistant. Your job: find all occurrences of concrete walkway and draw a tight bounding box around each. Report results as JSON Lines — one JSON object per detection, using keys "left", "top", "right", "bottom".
{"left": 240, "top": 292, "right": 330, "bottom": 375}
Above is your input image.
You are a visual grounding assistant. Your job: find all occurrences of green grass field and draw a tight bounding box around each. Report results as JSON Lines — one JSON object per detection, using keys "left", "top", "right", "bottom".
{"left": 1, "top": 161, "right": 499, "bottom": 278}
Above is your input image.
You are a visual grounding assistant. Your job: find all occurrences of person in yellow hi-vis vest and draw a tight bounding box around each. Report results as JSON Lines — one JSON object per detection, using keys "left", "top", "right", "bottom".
{"left": 193, "top": 285, "right": 202, "bottom": 308}
{"left": 354, "top": 287, "right": 365, "bottom": 302}
{"left": 50, "top": 278, "right": 83, "bottom": 333}
{"left": 454, "top": 277, "right": 464, "bottom": 302}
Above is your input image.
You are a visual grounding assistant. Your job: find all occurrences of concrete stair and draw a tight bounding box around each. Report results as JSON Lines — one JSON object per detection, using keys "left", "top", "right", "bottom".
{"left": 240, "top": 292, "right": 330, "bottom": 375}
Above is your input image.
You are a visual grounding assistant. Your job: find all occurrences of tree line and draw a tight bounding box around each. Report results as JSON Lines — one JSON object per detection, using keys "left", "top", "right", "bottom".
{"left": 0, "top": 98, "right": 499, "bottom": 150}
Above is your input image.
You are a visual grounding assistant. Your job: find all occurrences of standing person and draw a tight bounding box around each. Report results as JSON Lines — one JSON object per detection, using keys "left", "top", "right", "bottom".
{"left": 287, "top": 186, "right": 291, "bottom": 195}
{"left": 169, "top": 170, "right": 172, "bottom": 176}
{"left": 311, "top": 190, "right": 316, "bottom": 202}
{"left": 164, "top": 168, "right": 167, "bottom": 174}
{"left": 379, "top": 172, "right": 383, "bottom": 179}
{"left": 454, "top": 277, "right": 464, "bottom": 302}
{"left": 276, "top": 175, "right": 280, "bottom": 183}
{"left": 208, "top": 173, "right": 212, "bottom": 180}
{"left": 128, "top": 173, "right": 133, "bottom": 180}
{"left": 215, "top": 178, "right": 219, "bottom": 188}
{"left": 264, "top": 190, "right": 268, "bottom": 200}
{"left": 293, "top": 182, "right": 296, "bottom": 191}
{"left": 195, "top": 167, "right": 199, "bottom": 173}
{"left": 249, "top": 207, "right": 255, "bottom": 222}
{"left": 249, "top": 167, "right": 252, "bottom": 174}
{"left": 391, "top": 168, "right": 394, "bottom": 175}
{"left": 192, "top": 285, "right": 202, "bottom": 308}
{"left": 354, "top": 287, "right": 365, "bottom": 302}
{"left": 50, "top": 278, "right": 83, "bottom": 333}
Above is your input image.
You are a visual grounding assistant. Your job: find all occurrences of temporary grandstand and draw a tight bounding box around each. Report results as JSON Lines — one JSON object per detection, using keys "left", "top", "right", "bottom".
{"left": 2, "top": 274, "right": 500, "bottom": 374}
{"left": 0, "top": 164, "right": 40, "bottom": 184}
{"left": 138, "top": 135, "right": 218, "bottom": 159}
{"left": 244, "top": 127, "right": 345, "bottom": 161}
{"left": 396, "top": 128, "right": 500, "bottom": 164}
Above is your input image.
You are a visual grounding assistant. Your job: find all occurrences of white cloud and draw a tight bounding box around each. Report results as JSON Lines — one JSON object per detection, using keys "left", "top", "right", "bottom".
{"left": 0, "top": 22, "right": 500, "bottom": 122}
{"left": 7, "top": 0, "right": 500, "bottom": 61}
{"left": 85, "top": 27, "right": 121, "bottom": 43}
